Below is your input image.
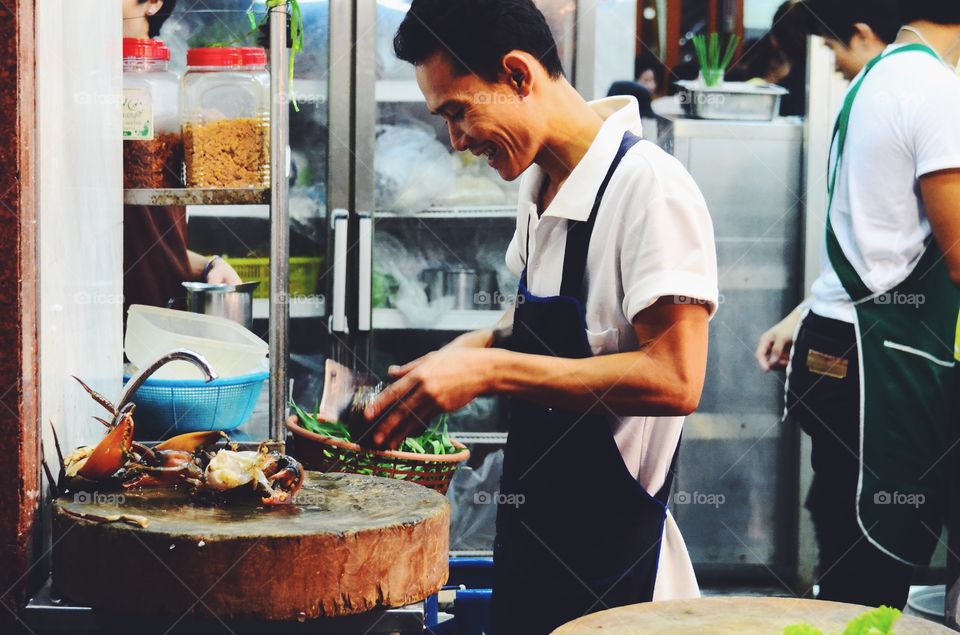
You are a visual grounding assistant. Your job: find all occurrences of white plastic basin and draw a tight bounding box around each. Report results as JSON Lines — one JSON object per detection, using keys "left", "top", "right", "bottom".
{"left": 125, "top": 305, "right": 268, "bottom": 380}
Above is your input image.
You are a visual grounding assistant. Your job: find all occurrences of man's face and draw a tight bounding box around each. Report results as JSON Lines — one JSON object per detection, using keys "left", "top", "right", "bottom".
{"left": 416, "top": 51, "right": 538, "bottom": 182}
{"left": 823, "top": 30, "right": 885, "bottom": 81}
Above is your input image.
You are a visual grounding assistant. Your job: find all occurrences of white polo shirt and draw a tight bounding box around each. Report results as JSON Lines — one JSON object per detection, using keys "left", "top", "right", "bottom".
{"left": 503, "top": 96, "right": 718, "bottom": 600}
{"left": 811, "top": 45, "right": 960, "bottom": 322}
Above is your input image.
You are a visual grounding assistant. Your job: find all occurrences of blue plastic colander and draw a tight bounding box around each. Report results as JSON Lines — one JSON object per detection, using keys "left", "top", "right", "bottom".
{"left": 122, "top": 370, "right": 269, "bottom": 436}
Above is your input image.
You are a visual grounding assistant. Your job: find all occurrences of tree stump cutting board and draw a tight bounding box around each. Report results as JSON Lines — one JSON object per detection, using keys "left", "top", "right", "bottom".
{"left": 553, "top": 597, "right": 953, "bottom": 634}
{"left": 52, "top": 472, "right": 449, "bottom": 621}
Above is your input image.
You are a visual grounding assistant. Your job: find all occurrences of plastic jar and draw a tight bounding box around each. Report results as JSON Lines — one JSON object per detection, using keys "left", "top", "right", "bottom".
{"left": 181, "top": 47, "right": 270, "bottom": 188}
{"left": 122, "top": 38, "right": 182, "bottom": 189}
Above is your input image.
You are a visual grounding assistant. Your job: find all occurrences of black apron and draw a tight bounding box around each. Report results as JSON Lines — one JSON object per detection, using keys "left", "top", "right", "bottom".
{"left": 492, "top": 131, "right": 675, "bottom": 634}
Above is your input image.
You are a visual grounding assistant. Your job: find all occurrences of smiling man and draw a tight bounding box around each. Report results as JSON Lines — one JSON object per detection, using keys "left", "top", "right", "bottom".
{"left": 366, "top": 1, "right": 718, "bottom": 632}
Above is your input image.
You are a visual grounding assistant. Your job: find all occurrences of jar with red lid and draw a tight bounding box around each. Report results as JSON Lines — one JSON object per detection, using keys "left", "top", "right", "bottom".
{"left": 181, "top": 47, "right": 270, "bottom": 188}
{"left": 123, "top": 38, "right": 182, "bottom": 189}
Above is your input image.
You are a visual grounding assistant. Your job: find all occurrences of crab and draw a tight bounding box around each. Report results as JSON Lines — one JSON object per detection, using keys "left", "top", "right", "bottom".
{"left": 202, "top": 443, "right": 305, "bottom": 505}
{"left": 42, "top": 350, "right": 304, "bottom": 507}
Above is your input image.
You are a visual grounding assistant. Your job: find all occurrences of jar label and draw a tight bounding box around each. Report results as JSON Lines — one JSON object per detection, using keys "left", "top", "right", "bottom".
{"left": 122, "top": 87, "right": 153, "bottom": 140}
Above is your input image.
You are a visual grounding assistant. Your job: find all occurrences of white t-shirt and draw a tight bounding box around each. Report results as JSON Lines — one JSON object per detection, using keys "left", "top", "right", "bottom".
{"left": 503, "top": 96, "right": 718, "bottom": 600}
{"left": 811, "top": 45, "right": 960, "bottom": 323}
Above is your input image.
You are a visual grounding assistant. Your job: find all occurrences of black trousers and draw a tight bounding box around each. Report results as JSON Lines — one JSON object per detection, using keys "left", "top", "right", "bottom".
{"left": 786, "top": 311, "right": 913, "bottom": 609}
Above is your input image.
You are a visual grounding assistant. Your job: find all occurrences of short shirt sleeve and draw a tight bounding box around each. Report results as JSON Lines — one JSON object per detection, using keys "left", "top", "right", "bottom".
{"left": 619, "top": 155, "right": 719, "bottom": 321}
{"left": 908, "top": 58, "right": 960, "bottom": 177}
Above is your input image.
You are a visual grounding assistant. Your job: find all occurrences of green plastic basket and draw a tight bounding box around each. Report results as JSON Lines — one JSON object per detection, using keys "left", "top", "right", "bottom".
{"left": 224, "top": 256, "right": 323, "bottom": 299}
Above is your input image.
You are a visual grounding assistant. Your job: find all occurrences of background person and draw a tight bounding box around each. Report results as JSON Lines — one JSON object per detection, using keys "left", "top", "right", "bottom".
{"left": 756, "top": 0, "right": 960, "bottom": 608}
{"left": 122, "top": 0, "right": 241, "bottom": 316}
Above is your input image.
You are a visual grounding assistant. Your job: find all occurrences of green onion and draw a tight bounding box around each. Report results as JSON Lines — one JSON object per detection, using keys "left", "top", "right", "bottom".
{"left": 691, "top": 32, "right": 740, "bottom": 87}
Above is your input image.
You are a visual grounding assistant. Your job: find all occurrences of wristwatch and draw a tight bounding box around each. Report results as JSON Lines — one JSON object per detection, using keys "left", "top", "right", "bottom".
{"left": 200, "top": 255, "right": 221, "bottom": 282}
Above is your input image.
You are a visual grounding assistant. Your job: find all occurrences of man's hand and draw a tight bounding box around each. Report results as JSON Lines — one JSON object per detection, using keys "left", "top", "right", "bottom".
{"left": 756, "top": 308, "right": 803, "bottom": 372}
{"left": 206, "top": 257, "right": 242, "bottom": 285}
{"left": 365, "top": 348, "right": 495, "bottom": 450}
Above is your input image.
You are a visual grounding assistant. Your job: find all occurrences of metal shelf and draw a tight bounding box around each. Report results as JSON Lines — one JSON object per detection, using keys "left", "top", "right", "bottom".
{"left": 187, "top": 204, "right": 269, "bottom": 219}
{"left": 373, "top": 308, "right": 501, "bottom": 331}
{"left": 453, "top": 431, "right": 508, "bottom": 445}
{"left": 253, "top": 296, "right": 325, "bottom": 320}
{"left": 375, "top": 204, "right": 516, "bottom": 219}
{"left": 124, "top": 188, "right": 270, "bottom": 206}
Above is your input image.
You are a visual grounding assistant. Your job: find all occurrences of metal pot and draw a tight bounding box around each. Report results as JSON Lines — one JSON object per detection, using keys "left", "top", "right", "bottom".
{"left": 182, "top": 281, "right": 260, "bottom": 330}
{"left": 444, "top": 268, "right": 477, "bottom": 310}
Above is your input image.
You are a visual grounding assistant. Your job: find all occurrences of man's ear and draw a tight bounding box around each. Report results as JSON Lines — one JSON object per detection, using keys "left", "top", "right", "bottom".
{"left": 849, "top": 22, "right": 879, "bottom": 52}
{"left": 501, "top": 51, "right": 535, "bottom": 98}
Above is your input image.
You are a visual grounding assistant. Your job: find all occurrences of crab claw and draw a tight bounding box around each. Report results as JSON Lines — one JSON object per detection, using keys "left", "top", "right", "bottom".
{"left": 261, "top": 455, "right": 305, "bottom": 505}
{"left": 155, "top": 431, "right": 227, "bottom": 453}
{"left": 76, "top": 412, "right": 134, "bottom": 481}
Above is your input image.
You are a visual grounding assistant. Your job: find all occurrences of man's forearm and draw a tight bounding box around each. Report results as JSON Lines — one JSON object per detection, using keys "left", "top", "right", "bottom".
{"left": 485, "top": 347, "right": 701, "bottom": 417}
{"left": 187, "top": 250, "right": 209, "bottom": 280}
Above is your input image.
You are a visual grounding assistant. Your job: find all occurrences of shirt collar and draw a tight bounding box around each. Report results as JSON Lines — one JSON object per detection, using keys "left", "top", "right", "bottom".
{"left": 517, "top": 96, "right": 644, "bottom": 222}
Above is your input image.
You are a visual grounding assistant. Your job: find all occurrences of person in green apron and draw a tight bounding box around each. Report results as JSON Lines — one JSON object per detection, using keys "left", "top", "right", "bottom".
{"left": 756, "top": 0, "right": 960, "bottom": 608}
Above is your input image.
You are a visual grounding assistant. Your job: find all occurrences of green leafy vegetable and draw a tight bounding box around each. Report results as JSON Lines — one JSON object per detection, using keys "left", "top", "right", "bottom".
{"left": 842, "top": 606, "right": 900, "bottom": 635}
{"left": 289, "top": 400, "right": 350, "bottom": 440}
{"left": 290, "top": 400, "right": 459, "bottom": 455}
{"left": 783, "top": 606, "right": 901, "bottom": 635}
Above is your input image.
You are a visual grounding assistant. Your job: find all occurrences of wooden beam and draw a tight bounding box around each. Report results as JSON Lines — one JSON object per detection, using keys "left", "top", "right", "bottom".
{"left": 665, "top": 0, "right": 682, "bottom": 77}
{"left": 0, "top": 0, "right": 40, "bottom": 629}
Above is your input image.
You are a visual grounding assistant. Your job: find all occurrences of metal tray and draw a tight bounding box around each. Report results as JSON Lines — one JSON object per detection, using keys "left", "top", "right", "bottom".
{"left": 676, "top": 80, "right": 789, "bottom": 121}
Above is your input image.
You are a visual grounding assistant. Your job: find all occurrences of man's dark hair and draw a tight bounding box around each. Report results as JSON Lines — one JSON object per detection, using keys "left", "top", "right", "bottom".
{"left": 140, "top": 0, "right": 177, "bottom": 38}
{"left": 394, "top": 0, "right": 564, "bottom": 81}
{"left": 899, "top": 0, "right": 960, "bottom": 26}
{"left": 806, "top": 0, "right": 900, "bottom": 44}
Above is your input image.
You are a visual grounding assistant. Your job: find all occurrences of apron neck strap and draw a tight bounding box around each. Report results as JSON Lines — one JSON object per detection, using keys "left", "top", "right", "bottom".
{"left": 825, "top": 43, "right": 940, "bottom": 301}
{"left": 558, "top": 131, "right": 643, "bottom": 300}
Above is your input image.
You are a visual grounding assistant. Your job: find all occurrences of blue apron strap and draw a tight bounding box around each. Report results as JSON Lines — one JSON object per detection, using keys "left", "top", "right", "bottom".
{"left": 559, "top": 131, "right": 643, "bottom": 300}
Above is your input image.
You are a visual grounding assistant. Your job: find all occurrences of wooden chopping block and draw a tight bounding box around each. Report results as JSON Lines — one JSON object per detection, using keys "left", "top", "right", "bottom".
{"left": 52, "top": 472, "right": 449, "bottom": 621}
{"left": 552, "top": 597, "right": 954, "bottom": 634}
